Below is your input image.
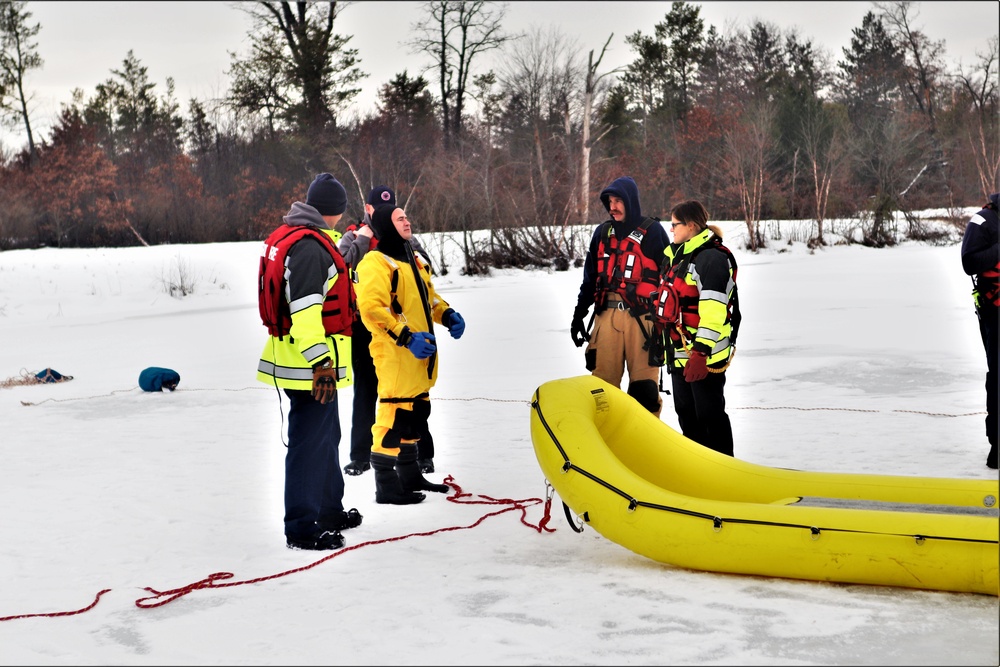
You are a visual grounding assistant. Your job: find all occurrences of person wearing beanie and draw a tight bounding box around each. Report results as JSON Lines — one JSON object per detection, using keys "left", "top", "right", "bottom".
{"left": 256, "top": 172, "right": 363, "bottom": 550}
{"left": 306, "top": 172, "right": 348, "bottom": 219}
{"left": 339, "top": 187, "right": 437, "bottom": 477}
{"left": 354, "top": 204, "right": 466, "bottom": 505}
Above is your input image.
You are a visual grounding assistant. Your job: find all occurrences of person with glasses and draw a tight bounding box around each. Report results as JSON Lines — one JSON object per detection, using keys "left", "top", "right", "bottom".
{"left": 570, "top": 176, "right": 670, "bottom": 416}
{"left": 657, "top": 199, "right": 740, "bottom": 457}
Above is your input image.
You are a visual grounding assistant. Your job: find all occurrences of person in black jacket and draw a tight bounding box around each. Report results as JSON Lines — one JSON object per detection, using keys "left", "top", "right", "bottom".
{"left": 570, "top": 176, "right": 669, "bottom": 416}
{"left": 961, "top": 192, "right": 999, "bottom": 469}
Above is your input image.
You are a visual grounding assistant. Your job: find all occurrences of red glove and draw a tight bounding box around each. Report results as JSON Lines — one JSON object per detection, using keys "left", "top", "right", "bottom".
{"left": 312, "top": 358, "right": 338, "bottom": 404}
{"left": 683, "top": 350, "right": 708, "bottom": 383}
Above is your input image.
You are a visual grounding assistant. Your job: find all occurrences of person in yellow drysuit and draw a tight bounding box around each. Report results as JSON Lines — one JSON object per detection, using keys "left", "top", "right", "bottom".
{"left": 354, "top": 204, "right": 466, "bottom": 504}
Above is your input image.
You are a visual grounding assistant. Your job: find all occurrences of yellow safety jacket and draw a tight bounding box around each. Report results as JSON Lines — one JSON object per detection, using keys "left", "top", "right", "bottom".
{"left": 355, "top": 250, "right": 450, "bottom": 399}
{"left": 257, "top": 227, "right": 353, "bottom": 391}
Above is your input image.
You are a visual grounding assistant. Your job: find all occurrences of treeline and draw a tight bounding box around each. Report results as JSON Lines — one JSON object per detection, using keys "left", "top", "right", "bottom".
{"left": 0, "top": 1, "right": 997, "bottom": 265}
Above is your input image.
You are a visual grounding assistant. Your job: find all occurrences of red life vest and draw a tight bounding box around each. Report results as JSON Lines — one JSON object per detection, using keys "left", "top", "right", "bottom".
{"left": 595, "top": 217, "right": 662, "bottom": 309}
{"left": 654, "top": 236, "right": 741, "bottom": 346}
{"left": 258, "top": 224, "right": 355, "bottom": 339}
{"left": 979, "top": 261, "right": 1000, "bottom": 307}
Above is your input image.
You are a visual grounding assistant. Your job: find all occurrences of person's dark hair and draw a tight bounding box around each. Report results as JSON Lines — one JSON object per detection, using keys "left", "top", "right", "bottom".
{"left": 670, "top": 200, "right": 709, "bottom": 229}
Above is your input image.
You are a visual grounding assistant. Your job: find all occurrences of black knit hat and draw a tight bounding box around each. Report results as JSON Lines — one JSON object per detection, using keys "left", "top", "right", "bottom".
{"left": 367, "top": 185, "right": 396, "bottom": 208}
{"left": 306, "top": 173, "right": 347, "bottom": 216}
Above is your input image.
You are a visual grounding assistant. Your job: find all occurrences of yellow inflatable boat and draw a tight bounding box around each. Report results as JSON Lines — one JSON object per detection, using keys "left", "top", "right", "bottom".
{"left": 529, "top": 375, "right": 999, "bottom": 595}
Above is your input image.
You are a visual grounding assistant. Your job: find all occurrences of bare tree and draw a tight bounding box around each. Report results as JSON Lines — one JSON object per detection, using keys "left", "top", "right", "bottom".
{"left": 723, "top": 101, "right": 777, "bottom": 251}
{"left": 799, "top": 104, "right": 849, "bottom": 245}
{"left": 875, "top": 0, "right": 945, "bottom": 135}
{"left": 0, "top": 0, "right": 42, "bottom": 164}
{"left": 497, "top": 25, "right": 580, "bottom": 223}
{"left": 411, "top": 0, "right": 511, "bottom": 148}
{"left": 955, "top": 35, "right": 999, "bottom": 197}
{"left": 580, "top": 34, "right": 619, "bottom": 227}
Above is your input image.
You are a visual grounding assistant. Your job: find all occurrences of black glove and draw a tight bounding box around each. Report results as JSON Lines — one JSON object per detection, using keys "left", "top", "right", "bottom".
{"left": 312, "top": 358, "right": 338, "bottom": 404}
{"left": 442, "top": 308, "right": 465, "bottom": 339}
{"left": 571, "top": 308, "right": 590, "bottom": 347}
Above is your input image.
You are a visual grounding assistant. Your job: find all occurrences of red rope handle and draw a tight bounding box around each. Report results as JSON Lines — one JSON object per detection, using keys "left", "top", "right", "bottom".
{"left": 0, "top": 476, "right": 556, "bottom": 621}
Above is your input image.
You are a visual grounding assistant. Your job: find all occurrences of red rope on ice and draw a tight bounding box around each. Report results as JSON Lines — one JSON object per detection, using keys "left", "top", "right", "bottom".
{"left": 0, "top": 475, "right": 556, "bottom": 621}
{"left": 0, "top": 589, "right": 112, "bottom": 622}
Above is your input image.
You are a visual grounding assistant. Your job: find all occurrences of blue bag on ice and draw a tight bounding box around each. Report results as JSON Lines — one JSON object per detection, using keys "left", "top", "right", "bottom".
{"left": 139, "top": 367, "right": 180, "bottom": 392}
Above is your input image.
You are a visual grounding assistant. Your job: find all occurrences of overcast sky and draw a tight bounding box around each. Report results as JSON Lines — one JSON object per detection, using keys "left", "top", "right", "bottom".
{"left": 4, "top": 1, "right": 998, "bottom": 150}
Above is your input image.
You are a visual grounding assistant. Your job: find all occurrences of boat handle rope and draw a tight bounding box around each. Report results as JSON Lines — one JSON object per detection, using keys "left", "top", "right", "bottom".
{"left": 530, "top": 391, "right": 998, "bottom": 546}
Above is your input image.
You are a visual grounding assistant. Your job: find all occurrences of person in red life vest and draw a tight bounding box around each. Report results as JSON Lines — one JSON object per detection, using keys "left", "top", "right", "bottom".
{"left": 571, "top": 176, "right": 669, "bottom": 416}
{"left": 961, "top": 192, "right": 999, "bottom": 469}
{"left": 256, "top": 172, "right": 363, "bottom": 550}
{"left": 658, "top": 200, "right": 739, "bottom": 457}
{"left": 355, "top": 204, "right": 465, "bottom": 504}
{"left": 339, "top": 186, "right": 438, "bottom": 477}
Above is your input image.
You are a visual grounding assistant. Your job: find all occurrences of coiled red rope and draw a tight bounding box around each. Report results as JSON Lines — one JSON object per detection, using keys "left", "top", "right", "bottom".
{"left": 0, "top": 475, "right": 555, "bottom": 622}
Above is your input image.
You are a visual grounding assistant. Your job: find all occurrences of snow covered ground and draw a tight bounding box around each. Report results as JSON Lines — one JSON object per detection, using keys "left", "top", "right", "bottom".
{"left": 0, "top": 214, "right": 997, "bottom": 665}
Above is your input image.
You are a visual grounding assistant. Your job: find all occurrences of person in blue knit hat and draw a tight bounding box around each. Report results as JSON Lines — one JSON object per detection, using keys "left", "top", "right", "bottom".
{"left": 257, "top": 172, "right": 362, "bottom": 550}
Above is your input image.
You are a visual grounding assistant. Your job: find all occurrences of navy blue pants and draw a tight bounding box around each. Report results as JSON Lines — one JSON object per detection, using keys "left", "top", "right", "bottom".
{"left": 977, "top": 304, "right": 998, "bottom": 448}
{"left": 283, "top": 388, "right": 344, "bottom": 539}
{"left": 670, "top": 369, "right": 734, "bottom": 457}
{"left": 349, "top": 317, "right": 435, "bottom": 463}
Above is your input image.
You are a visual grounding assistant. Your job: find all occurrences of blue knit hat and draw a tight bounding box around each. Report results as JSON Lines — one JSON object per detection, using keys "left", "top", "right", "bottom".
{"left": 306, "top": 173, "right": 347, "bottom": 216}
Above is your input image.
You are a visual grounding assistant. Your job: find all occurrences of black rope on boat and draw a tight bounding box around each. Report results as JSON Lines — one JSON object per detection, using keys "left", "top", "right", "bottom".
{"left": 563, "top": 502, "right": 586, "bottom": 533}
{"left": 530, "top": 387, "right": 998, "bottom": 547}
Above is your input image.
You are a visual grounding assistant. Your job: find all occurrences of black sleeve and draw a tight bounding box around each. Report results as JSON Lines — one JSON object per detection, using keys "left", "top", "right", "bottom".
{"left": 286, "top": 236, "right": 332, "bottom": 306}
{"left": 961, "top": 211, "right": 999, "bottom": 277}
{"left": 694, "top": 247, "right": 731, "bottom": 295}
{"left": 574, "top": 227, "right": 603, "bottom": 316}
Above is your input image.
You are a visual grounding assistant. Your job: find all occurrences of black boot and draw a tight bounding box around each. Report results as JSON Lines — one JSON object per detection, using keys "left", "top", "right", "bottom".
{"left": 397, "top": 444, "right": 449, "bottom": 494}
{"left": 372, "top": 454, "right": 425, "bottom": 505}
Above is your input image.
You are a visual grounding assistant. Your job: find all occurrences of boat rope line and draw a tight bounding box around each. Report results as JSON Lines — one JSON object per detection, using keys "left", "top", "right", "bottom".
{"left": 529, "top": 393, "right": 998, "bottom": 547}
{"left": 0, "top": 476, "right": 554, "bottom": 623}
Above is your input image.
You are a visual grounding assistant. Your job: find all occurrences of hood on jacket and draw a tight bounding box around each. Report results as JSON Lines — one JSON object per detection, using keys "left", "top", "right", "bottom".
{"left": 599, "top": 176, "right": 642, "bottom": 230}
{"left": 989, "top": 193, "right": 999, "bottom": 209}
{"left": 370, "top": 204, "right": 407, "bottom": 260}
{"left": 282, "top": 201, "right": 332, "bottom": 230}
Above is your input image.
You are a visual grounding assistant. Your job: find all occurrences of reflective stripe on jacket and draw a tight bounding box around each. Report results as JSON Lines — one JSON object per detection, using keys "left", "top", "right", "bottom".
{"left": 663, "top": 228, "right": 737, "bottom": 368}
{"left": 257, "top": 227, "right": 353, "bottom": 390}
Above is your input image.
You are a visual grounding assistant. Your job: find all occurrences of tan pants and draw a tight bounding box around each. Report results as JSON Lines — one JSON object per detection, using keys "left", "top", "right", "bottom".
{"left": 586, "top": 304, "right": 662, "bottom": 416}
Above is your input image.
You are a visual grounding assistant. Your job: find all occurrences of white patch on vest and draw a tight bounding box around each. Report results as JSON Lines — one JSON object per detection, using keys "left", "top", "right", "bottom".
{"left": 624, "top": 254, "right": 636, "bottom": 279}
{"left": 969, "top": 213, "right": 986, "bottom": 226}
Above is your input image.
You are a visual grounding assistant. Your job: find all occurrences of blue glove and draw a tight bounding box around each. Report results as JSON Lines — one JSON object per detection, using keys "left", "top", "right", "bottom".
{"left": 406, "top": 331, "right": 437, "bottom": 359}
{"left": 443, "top": 309, "right": 465, "bottom": 339}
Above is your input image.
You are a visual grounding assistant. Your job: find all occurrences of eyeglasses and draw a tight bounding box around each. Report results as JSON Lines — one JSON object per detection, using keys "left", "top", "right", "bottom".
{"left": 670, "top": 221, "right": 687, "bottom": 229}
